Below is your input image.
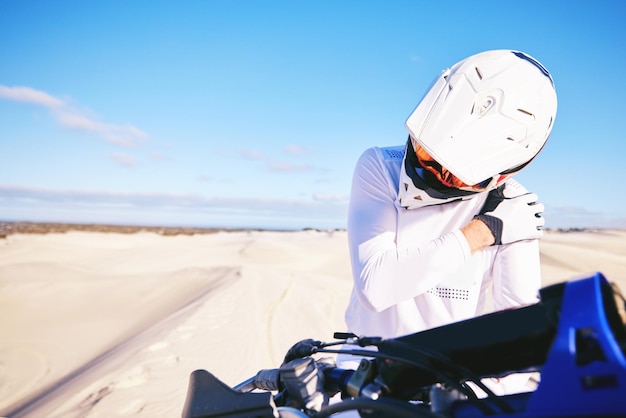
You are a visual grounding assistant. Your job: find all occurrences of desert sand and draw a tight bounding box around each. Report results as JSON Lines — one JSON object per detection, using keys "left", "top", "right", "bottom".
{"left": 0, "top": 226, "right": 625, "bottom": 417}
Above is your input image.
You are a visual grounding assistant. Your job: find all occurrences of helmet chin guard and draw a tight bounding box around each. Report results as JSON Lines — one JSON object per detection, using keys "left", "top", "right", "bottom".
{"left": 398, "top": 139, "right": 480, "bottom": 210}
{"left": 405, "top": 50, "right": 557, "bottom": 187}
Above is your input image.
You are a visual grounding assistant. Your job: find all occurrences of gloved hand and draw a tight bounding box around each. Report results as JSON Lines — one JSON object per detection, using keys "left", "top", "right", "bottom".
{"left": 282, "top": 339, "right": 321, "bottom": 365}
{"left": 475, "top": 180, "right": 545, "bottom": 245}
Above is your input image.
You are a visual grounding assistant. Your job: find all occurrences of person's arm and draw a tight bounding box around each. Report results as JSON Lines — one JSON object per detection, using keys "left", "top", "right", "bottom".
{"left": 347, "top": 149, "right": 474, "bottom": 313}
{"left": 491, "top": 239, "right": 542, "bottom": 310}
{"left": 461, "top": 218, "right": 496, "bottom": 253}
{"left": 475, "top": 179, "right": 544, "bottom": 310}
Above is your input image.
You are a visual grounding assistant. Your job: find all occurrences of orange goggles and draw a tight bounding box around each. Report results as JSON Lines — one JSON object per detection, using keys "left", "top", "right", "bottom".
{"left": 415, "top": 145, "right": 505, "bottom": 191}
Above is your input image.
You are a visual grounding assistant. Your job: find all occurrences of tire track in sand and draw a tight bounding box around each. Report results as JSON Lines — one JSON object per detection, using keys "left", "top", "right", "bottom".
{"left": 4, "top": 266, "right": 241, "bottom": 418}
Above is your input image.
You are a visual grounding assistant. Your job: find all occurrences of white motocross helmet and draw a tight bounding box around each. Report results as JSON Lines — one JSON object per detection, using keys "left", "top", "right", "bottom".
{"left": 403, "top": 49, "right": 557, "bottom": 202}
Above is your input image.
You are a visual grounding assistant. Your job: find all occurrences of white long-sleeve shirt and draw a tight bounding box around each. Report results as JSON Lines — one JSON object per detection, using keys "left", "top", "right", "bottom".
{"left": 344, "top": 145, "right": 541, "bottom": 339}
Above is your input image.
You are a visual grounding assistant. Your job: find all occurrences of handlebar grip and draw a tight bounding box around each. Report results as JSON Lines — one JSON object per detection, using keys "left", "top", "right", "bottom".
{"left": 254, "top": 368, "right": 281, "bottom": 391}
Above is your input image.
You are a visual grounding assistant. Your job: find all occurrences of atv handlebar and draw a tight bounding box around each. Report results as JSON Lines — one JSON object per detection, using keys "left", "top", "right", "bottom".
{"left": 182, "top": 272, "right": 626, "bottom": 418}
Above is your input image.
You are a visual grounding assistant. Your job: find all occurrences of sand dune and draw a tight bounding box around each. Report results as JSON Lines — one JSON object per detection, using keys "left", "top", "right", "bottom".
{"left": 0, "top": 228, "right": 624, "bottom": 417}
{"left": 539, "top": 229, "right": 626, "bottom": 287}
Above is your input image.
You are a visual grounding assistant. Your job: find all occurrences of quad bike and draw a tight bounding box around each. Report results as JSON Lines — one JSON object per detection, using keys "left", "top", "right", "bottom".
{"left": 182, "top": 272, "right": 626, "bottom": 417}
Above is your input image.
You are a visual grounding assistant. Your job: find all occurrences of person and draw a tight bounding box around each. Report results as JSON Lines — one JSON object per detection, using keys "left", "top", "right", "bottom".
{"left": 344, "top": 49, "right": 558, "bottom": 342}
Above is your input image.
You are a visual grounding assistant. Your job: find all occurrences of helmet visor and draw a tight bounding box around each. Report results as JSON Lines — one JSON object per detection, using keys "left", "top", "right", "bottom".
{"left": 414, "top": 144, "right": 502, "bottom": 192}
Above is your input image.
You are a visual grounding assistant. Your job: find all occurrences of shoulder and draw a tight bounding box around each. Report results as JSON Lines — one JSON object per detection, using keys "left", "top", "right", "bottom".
{"left": 502, "top": 178, "right": 531, "bottom": 197}
{"left": 378, "top": 145, "right": 405, "bottom": 161}
{"left": 351, "top": 145, "right": 405, "bottom": 197}
{"left": 355, "top": 145, "right": 405, "bottom": 171}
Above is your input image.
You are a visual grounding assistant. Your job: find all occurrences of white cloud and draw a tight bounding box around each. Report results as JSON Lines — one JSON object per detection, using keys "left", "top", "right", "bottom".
{"left": 0, "top": 85, "right": 65, "bottom": 108}
{"left": 0, "top": 184, "right": 349, "bottom": 230}
{"left": 108, "top": 153, "right": 140, "bottom": 168}
{"left": 55, "top": 109, "right": 147, "bottom": 147}
{"left": 312, "top": 193, "right": 346, "bottom": 202}
{"left": 284, "top": 144, "right": 310, "bottom": 156}
{"left": 237, "top": 148, "right": 268, "bottom": 160}
{"left": 267, "top": 161, "right": 315, "bottom": 173}
{"left": 0, "top": 184, "right": 336, "bottom": 210}
{"left": 233, "top": 146, "right": 323, "bottom": 174}
{"left": 149, "top": 151, "right": 170, "bottom": 162}
{"left": 0, "top": 84, "right": 148, "bottom": 147}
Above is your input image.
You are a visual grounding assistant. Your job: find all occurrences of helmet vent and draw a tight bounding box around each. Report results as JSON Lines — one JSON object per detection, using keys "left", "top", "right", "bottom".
{"left": 474, "top": 66, "right": 483, "bottom": 80}
{"left": 517, "top": 108, "right": 534, "bottom": 117}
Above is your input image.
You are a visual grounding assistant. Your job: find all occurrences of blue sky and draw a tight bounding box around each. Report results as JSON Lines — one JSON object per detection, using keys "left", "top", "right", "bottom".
{"left": 1, "top": 0, "right": 625, "bottom": 230}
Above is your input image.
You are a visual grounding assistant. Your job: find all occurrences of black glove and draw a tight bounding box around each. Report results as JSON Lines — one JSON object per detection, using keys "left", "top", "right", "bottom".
{"left": 282, "top": 339, "right": 321, "bottom": 365}
{"left": 475, "top": 180, "right": 545, "bottom": 245}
